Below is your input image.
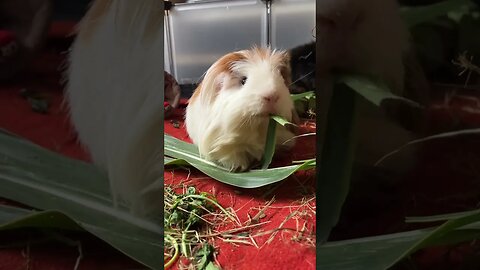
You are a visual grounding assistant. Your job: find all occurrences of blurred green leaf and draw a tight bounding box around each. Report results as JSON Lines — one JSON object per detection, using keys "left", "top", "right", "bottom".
{"left": 401, "top": 0, "right": 475, "bottom": 27}
{"left": 317, "top": 83, "right": 358, "bottom": 243}
{"left": 0, "top": 206, "right": 83, "bottom": 231}
{"left": 337, "top": 74, "right": 421, "bottom": 108}
{"left": 318, "top": 209, "right": 480, "bottom": 270}
{"left": 406, "top": 209, "right": 480, "bottom": 223}
{"left": 2, "top": 203, "right": 480, "bottom": 270}
{"left": 291, "top": 91, "right": 315, "bottom": 101}
{"left": 0, "top": 130, "right": 163, "bottom": 270}
{"left": 0, "top": 205, "right": 35, "bottom": 225}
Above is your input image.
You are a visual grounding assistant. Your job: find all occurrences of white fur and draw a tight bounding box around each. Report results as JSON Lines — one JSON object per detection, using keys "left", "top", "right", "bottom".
{"left": 65, "top": 0, "right": 164, "bottom": 215}
{"left": 185, "top": 48, "right": 295, "bottom": 172}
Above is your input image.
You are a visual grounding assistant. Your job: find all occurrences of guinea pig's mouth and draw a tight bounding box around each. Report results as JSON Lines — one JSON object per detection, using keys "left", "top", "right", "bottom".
{"left": 256, "top": 106, "right": 278, "bottom": 118}
{"left": 252, "top": 111, "right": 272, "bottom": 118}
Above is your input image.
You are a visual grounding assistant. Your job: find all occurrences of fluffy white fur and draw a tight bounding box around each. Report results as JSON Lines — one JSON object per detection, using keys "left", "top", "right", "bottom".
{"left": 185, "top": 48, "right": 295, "bottom": 172}
{"left": 65, "top": 0, "right": 164, "bottom": 216}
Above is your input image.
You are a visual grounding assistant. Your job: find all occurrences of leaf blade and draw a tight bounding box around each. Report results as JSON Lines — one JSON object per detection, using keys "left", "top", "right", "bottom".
{"left": 259, "top": 117, "right": 277, "bottom": 169}
{"left": 317, "top": 83, "right": 358, "bottom": 243}
{"left": 164, "top": 134, "right": 315, "bottom": 188}
{"left": 0, "top": 130, "right": 163, "bottom": 270}
{"left": 401, "top": 0, "right": 474, "bottom": 27}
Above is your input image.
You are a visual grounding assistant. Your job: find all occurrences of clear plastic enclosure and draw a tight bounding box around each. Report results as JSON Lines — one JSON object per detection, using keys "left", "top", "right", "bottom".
{"left": 165, "top": 0, "right": 315, "bottom": 84}
{"left": 166, "top": 0, "right": 266, "bottom": 84}
{"left": 271, "top": 0, "right": 315, "bottom": 50}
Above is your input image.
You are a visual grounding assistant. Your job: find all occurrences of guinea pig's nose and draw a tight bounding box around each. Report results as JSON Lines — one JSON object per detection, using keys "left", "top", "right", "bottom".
{"left": 262, "top": 93, "right": 279, "bottom": 103}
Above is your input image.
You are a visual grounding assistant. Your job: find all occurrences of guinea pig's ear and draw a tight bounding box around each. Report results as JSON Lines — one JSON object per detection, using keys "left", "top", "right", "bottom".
{"left": 191, "top": 65, "right": 228, "bottom": 106}
{"left": 191, "top": 51, "right": 245, "bottom": 105}
{"left": 279, "top": 51, "right": 292, "bottom": 87}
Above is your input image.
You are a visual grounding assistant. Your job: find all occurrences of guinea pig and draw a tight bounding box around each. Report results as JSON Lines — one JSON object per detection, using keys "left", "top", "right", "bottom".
{"left": 185, "top": 47, "right": 297, "bottom": 172}
{"left": 164, "top": 71, "right": 181, "bottom": 118}
{"left": 65, "top": 0, "right": 164, "bottom": 216}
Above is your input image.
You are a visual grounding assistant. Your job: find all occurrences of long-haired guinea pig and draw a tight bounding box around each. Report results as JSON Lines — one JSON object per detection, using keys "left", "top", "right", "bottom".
{"left": 185, "top": 47, "right": 297, "bottom": 172}
{"left": 65, "top": 0, "right": 164, "bottom": 216}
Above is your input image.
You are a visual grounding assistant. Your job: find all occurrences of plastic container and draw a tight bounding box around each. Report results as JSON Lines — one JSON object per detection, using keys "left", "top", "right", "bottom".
{"left": 164, "top": 0, "right": 315, "bottom": 85}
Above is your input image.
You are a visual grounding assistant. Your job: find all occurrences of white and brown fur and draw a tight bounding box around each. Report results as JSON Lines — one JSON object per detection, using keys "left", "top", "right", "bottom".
{"left": 185, "top": 47, "right": 297, "bottom": 172}
{"left": 65, "top": 0, "right": 164, "bottom": 216}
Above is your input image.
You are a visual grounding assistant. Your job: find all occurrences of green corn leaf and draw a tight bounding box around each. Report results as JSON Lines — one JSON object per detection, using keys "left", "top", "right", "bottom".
{"left": 259, "top": 117, "right": 277, "bottom": 169}
{"left": 0, "top": 205, "right": 36, "bottom": 225}
{"left": 164, "top": 134, "right": 315, "bottom": 188}
{"left": 291, "top": 91, "right": 315, "bottom": 101}
{"left": 317, "top": 83, "right": 358, "bottom": 244}
{"left": 318, "top": 209, "right": 480, "bottom": 270}
{"left": 406, "top": 209, "right": 480, "bottom": 224}
{"left": 401, "top": 0, "right": 475, "bottom": 27}
{"left": 270, "top": 115, "right": 295, "bottom": 127}
{"left": 2, "top": 203, "right": 480, "bottom": 270}
{"left": 0, "top": 206, "right": 83, "bottom": 231}
{"left": 0, "top": 130, "right": 163, "bottom": 270}
{"left": 337, "top": 74, "right": 421, "bottom": 108}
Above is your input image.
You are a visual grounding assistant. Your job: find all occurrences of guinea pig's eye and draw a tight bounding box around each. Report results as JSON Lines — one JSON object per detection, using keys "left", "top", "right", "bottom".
{"left": 240, "top": 76, "right": 247, "bottom": 86}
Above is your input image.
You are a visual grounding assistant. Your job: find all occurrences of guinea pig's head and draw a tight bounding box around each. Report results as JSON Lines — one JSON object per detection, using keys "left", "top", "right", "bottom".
{"left": 191, "top": 46, "right": 294, "bottom": 124}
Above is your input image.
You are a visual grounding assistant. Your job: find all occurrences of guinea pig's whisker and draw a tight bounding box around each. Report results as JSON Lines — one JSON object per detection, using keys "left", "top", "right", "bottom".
{"left": 246, "top": 115, "right": 256, "bottom": 126}
{"left": 237, "top": 115, "right": 251, "bottom": 129}
{"left": 289, "top": 70, "right": 314, "bottom": 87}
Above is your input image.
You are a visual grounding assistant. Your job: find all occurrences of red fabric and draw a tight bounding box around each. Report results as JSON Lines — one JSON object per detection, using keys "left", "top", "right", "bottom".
{"left": 0, "top": 30, "right": 15, "bottom": 45}
{"left": 0, "top": 30, "right": 16, "bottom": 46}
{"left": 165, "top": 105, "right": 316, "bottom": 270}
{"left": 0, "top": 30, "right": 17, "bottom": 59}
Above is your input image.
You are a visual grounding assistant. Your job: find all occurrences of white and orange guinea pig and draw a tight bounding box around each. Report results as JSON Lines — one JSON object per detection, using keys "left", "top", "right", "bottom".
{"left": 185, "top": 47, "right": 298, "bottom": 172}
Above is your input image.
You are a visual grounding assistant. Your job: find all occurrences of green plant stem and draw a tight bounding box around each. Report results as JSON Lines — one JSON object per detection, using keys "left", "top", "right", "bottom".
{"left": 181, "top": 223, "right": 191, "bottom": 257}
{"left": 182, "top": 195, "right": 237, "bottom": 224}
{"left": 165, "top": 234, "right": 179, "bottom": 269}
{"left": 260, "top": 118, "right": 277, "bottom": 169}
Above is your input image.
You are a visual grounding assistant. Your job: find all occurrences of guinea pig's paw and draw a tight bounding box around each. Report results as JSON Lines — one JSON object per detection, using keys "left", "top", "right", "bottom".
{"left": 215, "top": 152, "right": 253, "bottom": 172}
{"left": 207, "top": 147, "right": 258, "bottom": 172}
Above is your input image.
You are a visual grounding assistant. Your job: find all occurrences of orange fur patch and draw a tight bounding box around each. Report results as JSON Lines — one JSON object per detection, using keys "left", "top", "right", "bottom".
{"left": 189, "top": 82, "right": 201, "bottom": 103}
{"left": 189, "top": 51, "right": 246, "bottom": 104}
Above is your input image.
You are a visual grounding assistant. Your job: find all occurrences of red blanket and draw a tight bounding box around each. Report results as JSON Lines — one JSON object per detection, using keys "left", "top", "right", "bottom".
{"left": 165, "top": 103, "right": 316, "bottom": 270}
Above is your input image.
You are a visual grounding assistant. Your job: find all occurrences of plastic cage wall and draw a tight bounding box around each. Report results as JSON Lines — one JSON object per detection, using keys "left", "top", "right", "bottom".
{"left": 164, "top": 0, "right": 315, "bottom": 89}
